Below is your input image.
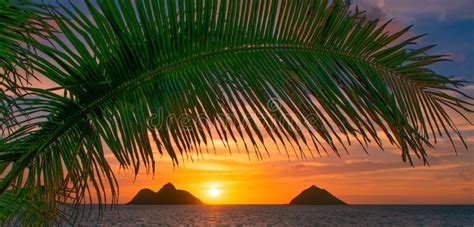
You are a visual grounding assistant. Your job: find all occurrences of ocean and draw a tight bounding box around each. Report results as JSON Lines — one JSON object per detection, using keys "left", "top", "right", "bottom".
{"left": 76, "top": 205, "right": 474, "bottom": 226}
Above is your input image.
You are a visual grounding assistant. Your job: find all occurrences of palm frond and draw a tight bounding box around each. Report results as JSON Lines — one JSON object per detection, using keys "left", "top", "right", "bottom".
{"left": 0, "top": 188, "right": 76, "bottom": 226}
{"left": 0, "top": 0, "right": 472, "bottom": 224}
{"left": 0, "top": 0, "right": 53, "bottom": 137}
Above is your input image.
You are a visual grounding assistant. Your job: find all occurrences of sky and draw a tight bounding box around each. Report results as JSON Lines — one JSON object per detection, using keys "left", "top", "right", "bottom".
{"left": 107, "top": 0, "right": 474, "bottom": 205}
{"left": 28, "top": 0, "right": 474, "bottom": 204}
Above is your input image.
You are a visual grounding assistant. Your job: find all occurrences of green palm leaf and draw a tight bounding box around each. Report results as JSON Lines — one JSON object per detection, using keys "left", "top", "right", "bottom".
{"left": 1, "top": 0, "right": 53, "bottom": 136}
{"left": 0, "top": 0, "right": 472, "bottom": 224}
{"left": 0, "top": 0, "right": 50, "bottom": 89}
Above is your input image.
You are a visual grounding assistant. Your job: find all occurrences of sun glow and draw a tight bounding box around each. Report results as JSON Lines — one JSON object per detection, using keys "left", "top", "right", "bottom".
{"left": 207, "top": 188, "right": 221, "bottom": 198}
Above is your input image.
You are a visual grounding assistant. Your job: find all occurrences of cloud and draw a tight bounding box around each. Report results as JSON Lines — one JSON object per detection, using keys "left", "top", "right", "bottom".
{"left": 354, "top": 0, "right": 474, "bottom": 22}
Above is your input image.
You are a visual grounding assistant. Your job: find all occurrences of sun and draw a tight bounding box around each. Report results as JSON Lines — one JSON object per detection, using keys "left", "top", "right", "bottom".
{"left": 207, "top": 188, "right": 221, "bottom": 198}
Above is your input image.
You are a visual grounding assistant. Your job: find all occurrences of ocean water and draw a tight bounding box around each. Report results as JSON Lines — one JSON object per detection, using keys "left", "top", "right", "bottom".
{"left": 76, "top": 205, "right": 474, "bottom": 226}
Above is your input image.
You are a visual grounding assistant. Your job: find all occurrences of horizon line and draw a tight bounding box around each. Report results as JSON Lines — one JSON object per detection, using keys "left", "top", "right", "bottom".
{"left": 84, "top": 203, "right": 474, "bottom": 206}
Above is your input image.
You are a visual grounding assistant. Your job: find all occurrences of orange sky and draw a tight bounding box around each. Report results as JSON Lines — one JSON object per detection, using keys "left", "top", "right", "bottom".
{"left": 18, "top": 1, "right": 474, "bottom": 205}
{"left": 29, "top": 65, "right": 474, "bottom": 205}
{"left": 108, "top": 113, "right": 473, "bottom": 205}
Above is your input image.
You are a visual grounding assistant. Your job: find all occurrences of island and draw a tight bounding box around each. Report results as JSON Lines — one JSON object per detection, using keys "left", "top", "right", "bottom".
{"left": 289, "top": 185, "right": 346, "bottom": 205}
{"left": 128, "top": 183, "right": 203, "bottom": 205}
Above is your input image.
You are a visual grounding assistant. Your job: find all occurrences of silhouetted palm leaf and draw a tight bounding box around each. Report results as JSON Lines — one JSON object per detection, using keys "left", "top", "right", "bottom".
{"left": 0, "top": 0, "right": 472, "bottom": 224}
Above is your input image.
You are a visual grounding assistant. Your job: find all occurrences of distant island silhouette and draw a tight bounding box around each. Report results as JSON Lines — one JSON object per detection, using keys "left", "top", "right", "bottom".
{"left": 128, "top": 183, "right": 203, "bottom": 205}
{"left": 290, "top": 185, "right": 346, "bottom": 205}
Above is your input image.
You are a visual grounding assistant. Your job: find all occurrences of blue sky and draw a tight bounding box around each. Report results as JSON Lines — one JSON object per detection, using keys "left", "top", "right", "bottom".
{"left": 415, "top": 17, "right": 474, "bottom": 81}
{"left": 355, "top": 0, "right": 474, "bottom": 83}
